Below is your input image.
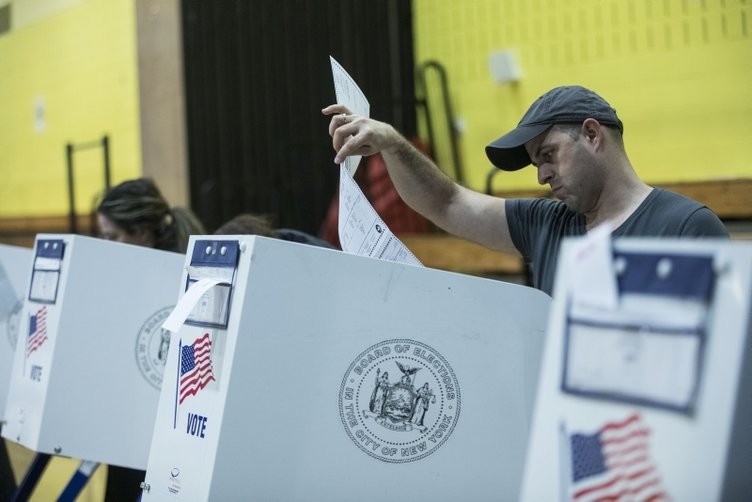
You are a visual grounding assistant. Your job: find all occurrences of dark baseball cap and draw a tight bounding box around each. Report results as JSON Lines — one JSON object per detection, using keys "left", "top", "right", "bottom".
{"left": 485, "top": 85, "right": 624, "bottom": 171}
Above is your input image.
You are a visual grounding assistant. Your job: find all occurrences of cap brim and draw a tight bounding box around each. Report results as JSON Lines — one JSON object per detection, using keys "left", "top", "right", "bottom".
{"left": 485, "top": 123, "right": 551, "bottom": 171}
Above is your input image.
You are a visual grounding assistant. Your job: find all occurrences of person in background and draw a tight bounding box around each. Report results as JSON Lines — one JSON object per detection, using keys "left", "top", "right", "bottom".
{"left": 214, "top": 213, "right": 336, "bottom": 249}
{"left": 97, "top": 178, "right": 205, "bottom": 253}
{"left": 95, "top": 177, "right": 205, "bottom": 500}
{"left": 323, "top": 85, "right": 728, "bottom": 295}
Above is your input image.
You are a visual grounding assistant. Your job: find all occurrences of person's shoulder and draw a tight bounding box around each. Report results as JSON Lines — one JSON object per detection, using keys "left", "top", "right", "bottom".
{"left": 651, "top": 188, "right": 705, "bottom": 208}
{"left": 651, "top": 188, "right": 728, "bottom": 237}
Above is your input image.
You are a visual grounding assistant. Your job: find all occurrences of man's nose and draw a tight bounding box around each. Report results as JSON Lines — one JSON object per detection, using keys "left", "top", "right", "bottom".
{"left": 537, "top": 165, "right": 553, "bottom": 185}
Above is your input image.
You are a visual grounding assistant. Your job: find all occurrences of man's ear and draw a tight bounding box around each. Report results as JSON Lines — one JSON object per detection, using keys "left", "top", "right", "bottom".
{"left": 582, "top": 118, "right": 600, "bottom": 140}
{"left": 581, "top": 118, "right": 604, "bottom": 149}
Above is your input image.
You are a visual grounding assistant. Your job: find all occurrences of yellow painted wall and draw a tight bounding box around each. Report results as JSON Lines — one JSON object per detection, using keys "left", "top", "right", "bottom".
{"left": 413, "top": 0, "right": 752, "bottom": 192}
{"left": 0, "top": 0, "right": 138, "bottom": 498}
{"left": 0, "top": 0, "right": 141, "bottom": 218}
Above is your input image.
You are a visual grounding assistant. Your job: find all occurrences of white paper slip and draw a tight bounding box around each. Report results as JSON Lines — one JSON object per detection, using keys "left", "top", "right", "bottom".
{"left": 330, "top": 55, "right": 422, "bottom": 267}
{"left": 568, "top": 221, "right": 618, "bottom": 310}
{"left": 330, "top": 55, "right": 369, "bottom": 177}
{"left": 338, "top": 165, "right": 422, "bottom": 265}
{"left": 162, "top": 278, "right": 224, "bottom": 333}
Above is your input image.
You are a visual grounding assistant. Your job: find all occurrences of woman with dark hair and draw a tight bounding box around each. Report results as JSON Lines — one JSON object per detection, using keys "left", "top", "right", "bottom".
{"left": 95, "top": 178, "right": 205, "bottom": 500}
{"left": 97, "top": 178, "right": 205, "bottom": 253}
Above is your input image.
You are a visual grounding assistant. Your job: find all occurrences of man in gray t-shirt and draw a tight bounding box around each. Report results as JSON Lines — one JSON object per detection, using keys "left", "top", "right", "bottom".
{"left": 324, "top": 85, "right": 728, "bottom": 296}
{"left": 506, "top": 188, "right": 727, "bottom": 295}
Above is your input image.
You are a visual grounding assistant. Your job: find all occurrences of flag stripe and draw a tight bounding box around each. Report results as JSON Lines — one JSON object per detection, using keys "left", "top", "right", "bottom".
{"left": 178, "top": 373, "right": 216, "bottom": 404}
{"left": 582, "top": 476, "right": 663, "bottom": 502}
{"left": 607, "top": 453, "right": 650, "bottom": 472}
{"left": 600, "top": 414, "right": 640, "bottom": 433}
{"left": 643, "top": 492, "right": 670, "bottom": 502}
{"left": 574, "top": 468, "right": 657, "bottom": 499}
{"left": 27, "top": 336, "right": 48, "bottom": 354}
{"left": 602, "top": 427, "right": 650, "bottom": 447}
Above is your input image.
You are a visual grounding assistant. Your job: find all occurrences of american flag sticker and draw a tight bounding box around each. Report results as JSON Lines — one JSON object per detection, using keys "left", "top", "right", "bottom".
{"left": 26, "top": 306, "right": 48, "bottom": 357}
{"left": 173, "top": 333, "right": 216, "bottom": 427}
{"left": 565, "top": 413, "right": 669, "bottom": 501}
{"left": 179, "top": 333, "right": 216, "bottom": 404}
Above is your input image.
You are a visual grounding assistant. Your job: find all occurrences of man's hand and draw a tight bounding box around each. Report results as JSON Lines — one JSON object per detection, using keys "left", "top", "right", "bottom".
{"left": 322, "top": 104, "right": 402, "bottom": 164}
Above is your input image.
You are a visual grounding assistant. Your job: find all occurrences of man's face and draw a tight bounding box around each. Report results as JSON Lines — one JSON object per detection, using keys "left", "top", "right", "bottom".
{"left": 525, "top": 124, "right": 601, "bottom": 214}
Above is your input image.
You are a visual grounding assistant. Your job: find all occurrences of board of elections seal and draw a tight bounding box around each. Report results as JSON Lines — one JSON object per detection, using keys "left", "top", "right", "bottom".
{"left": 339, "top": 339, "right": 461, "bottom": 463}
{"left": 4, "top": 298, "right": 23, "bottom": 350}
{"left": 135, "top": 306, "right": 174, "bottom": 389}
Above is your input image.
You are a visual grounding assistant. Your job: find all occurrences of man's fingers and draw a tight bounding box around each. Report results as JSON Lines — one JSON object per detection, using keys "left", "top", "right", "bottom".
{"left": 322, "top": 104, "right": 352, "bottom": 117}
{"left": 324, "top": 106, "right": 381, "bottom": 164}
{"left": 334, "top": 131, "right": 374, "bottom": 164}
{"left": 332, "top": 126, "right": 358, "bottom": 162}
{"left": 328, "top": 112, "right": 355, "bottom": 137}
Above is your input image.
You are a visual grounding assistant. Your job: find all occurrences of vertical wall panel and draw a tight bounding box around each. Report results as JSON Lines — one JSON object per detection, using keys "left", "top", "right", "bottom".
{"left": 181, "top": 0, "right": 415, "bottom": 235}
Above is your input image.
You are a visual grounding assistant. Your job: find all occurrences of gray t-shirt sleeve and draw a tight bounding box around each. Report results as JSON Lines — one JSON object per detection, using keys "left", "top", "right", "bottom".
{"left": 681, "top": 207, "right": 729, "bottom": 237}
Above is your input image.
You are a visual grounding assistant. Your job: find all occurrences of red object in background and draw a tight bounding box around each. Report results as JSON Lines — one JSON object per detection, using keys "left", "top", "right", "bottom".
{"left": 320, "top": 138, "right": 433, "bottom": 249}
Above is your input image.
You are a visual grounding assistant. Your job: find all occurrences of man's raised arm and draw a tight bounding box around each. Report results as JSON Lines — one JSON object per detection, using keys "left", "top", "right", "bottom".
{"left": 322, "top": 104, "right": 518, "bottom": 256}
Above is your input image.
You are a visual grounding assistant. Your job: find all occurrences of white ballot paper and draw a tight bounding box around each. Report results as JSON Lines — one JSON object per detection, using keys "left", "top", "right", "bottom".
{"left": 568, "top": 222, "right": 618, "bottom": 310}
{"left": 330, "top": 56, "right": 422, "bottom": 266}
{"left": 162, "top": 277, "right": 224, "bottom": 333}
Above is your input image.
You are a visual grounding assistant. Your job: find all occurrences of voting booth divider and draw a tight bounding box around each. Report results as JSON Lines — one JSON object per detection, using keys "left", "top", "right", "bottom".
{"left": 141, "top": 235, "right": 551, "bottom": 500}
{"left": 0, "top": 244, "right": 33, "bottom": 423}
{"left": 520, "top": 238, "right": 752, "bottom": 501}
{"left": 1, "top": 234, "right": 185, "bottom": 495}
{"left": 0, "top": 244, "right": 33, "bottom": 496}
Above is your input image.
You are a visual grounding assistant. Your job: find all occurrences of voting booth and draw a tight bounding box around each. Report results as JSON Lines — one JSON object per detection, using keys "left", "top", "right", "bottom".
{"left": 521, "top": 237, "right": 752, "bottom": 501}
{"left": 2, "top": 234, "right": 185, "bottom": 470}
{"left": 141, "top": 235, "right": 551, "bottom": 500}
{"left": 0, "top": 244, "right": 32, "bottom": 422}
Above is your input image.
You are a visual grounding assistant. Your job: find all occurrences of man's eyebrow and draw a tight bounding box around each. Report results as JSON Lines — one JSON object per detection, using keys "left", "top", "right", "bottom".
{"left": 531, "top": 143, "right": 553, "bottom": 167}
